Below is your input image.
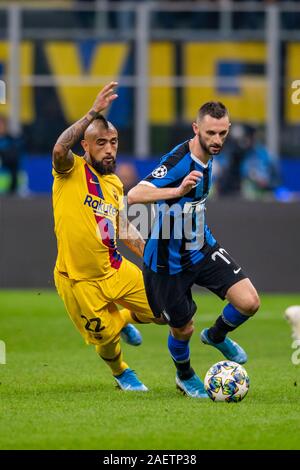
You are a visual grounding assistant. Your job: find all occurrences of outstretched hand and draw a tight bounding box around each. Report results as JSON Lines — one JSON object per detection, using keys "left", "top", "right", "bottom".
{"left": 91, "top": 81, "right": 118, "bottom": 114}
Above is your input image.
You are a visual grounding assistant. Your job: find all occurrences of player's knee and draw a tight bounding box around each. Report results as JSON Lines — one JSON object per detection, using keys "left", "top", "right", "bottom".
{"left": 184, "top": 323, "right": 194, "bottom": 337}
{"left": 172, "top": 321, "right": 194, "bottom": 339}
{"left": 242, "top": 292, "right": 260, "bottom": 316}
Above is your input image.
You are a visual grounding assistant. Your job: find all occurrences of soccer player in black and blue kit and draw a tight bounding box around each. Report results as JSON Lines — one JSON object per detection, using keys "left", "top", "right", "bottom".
{"left": 128, "top": 102, "right": 260, "bottom": 398}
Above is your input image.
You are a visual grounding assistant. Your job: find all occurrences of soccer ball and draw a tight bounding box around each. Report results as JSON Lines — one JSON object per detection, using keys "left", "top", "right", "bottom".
{"left": 204, "top": 361, "right": 249, "bottom": 402}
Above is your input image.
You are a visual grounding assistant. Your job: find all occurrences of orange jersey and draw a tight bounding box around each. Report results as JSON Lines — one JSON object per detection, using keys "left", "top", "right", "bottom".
{"left": 52, "top": 153, "right": 124, "bottom": 280}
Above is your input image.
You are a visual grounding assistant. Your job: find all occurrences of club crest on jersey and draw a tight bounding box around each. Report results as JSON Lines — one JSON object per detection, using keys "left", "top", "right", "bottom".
{"left": 152, "top": 165, "right": 167, "bottom": 178}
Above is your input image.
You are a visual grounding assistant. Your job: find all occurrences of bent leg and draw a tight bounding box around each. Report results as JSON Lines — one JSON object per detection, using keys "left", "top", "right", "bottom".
{"left": 201, "top": 279, "right": 259, "bottom": 364}
{"left": 112, "top": 258, "right": 167, "bottom": 325}
{"left": 226, "top": 278, "right": 260, "bottom": 316}
{"left": 54, "top": 270, "right": 129, "bottom": 376}
{"left": 207, "top": 278, "right": 260, "bottom": 342}
{"left": 95, "top": 336, "right": 128, "bottom": 377}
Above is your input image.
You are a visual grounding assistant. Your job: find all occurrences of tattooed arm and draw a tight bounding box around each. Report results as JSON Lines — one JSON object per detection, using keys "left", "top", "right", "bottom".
{"left": 52, "top": 81, "right": 118, "bottom": 172}
{"left": 52, "top": 111, "right": 96, "bottom": 172}
{"left": 118, "top": 210, "right": 145, "bottom": 258}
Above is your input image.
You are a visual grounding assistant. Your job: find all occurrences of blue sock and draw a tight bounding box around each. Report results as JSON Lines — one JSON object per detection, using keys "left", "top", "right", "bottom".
{"left": 222, "top": 303, "right": 249, "bottom": 327}
{"left": 168, "top": 333, "right": 194, "bottom": 380}
{"left": 168, "top": 333, "right": 190, "bottom": 362}
{"left": 208, "top": 304, "right": 249, "bottom": 343}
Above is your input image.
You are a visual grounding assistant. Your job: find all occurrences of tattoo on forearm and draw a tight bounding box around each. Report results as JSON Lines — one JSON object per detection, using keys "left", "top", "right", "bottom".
{"left": 119, "top": 215, "right": 145, "bottom": 258}
{"left": 126, "top": 238, "right": 145, "bottom": 257}
{"left": 57, "top": 110, "right": 98, "bottom": 151}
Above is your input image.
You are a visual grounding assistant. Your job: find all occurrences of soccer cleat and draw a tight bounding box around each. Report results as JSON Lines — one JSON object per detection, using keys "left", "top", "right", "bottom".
{"left": 200, "top": 328, "right": 248, "bottom": 364}
{"left": 114, "top": 368, "right": 148, "bottom": 392}
{"left": 120, "top": 324, "right": 142, "bottom": 346}
{"left": 176, "top": 373, "right": 209, "bottom": 399}
{"left": 284, "top": 306, "right": 300, "bottom": 341}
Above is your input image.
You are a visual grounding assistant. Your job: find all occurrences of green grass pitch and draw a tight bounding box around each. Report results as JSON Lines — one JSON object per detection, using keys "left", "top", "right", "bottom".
{"left": 0, "top": 290, "right": 300, "bottom": 450}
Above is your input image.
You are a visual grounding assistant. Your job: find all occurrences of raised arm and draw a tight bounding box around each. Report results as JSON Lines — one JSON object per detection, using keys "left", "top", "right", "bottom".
{"left": 52, "top": 81, "right": 118, "bottom": 172}
{"left": 127, "top": 170, "right": 203, "bottom": 205}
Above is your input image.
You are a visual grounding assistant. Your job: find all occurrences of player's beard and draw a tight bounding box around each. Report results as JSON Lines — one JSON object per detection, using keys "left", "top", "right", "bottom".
{"left": 90, "top": 156, "right": 116, "bottom": 175}
{"left": 198, "top": 133, "right": 222, "bottom": 155}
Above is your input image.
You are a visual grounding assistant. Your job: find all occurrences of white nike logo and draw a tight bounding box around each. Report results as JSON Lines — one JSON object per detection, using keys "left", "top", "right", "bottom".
{"left": 162, "top": 310, "right": 170, "bottom": 322}
{"left": 234, "top": 268, "right": 241, "bottom": 274}
{"left": 89, "top": 179, "right": 100, "bottom": 185}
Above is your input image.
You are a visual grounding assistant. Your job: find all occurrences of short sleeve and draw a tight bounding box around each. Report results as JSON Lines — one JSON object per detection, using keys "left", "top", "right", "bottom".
{"left": 140, "top": 158, "right": 187, "bottom": 189}
{"left": 52, "top": 152, "right": 78, "bottom": 179}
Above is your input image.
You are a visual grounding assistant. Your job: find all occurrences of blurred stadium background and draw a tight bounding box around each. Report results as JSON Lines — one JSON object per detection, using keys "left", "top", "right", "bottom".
{"left": 0, "top": 0, "right": 300, "bottom": 452}
{"left": 0, "top": 0, "right": 299, "bottom": 290}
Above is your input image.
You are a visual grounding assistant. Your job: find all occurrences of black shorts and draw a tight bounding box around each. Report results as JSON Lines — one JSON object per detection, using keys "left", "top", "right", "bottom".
{"left": 142, "top": 243, "right": 247, "bottom": 328}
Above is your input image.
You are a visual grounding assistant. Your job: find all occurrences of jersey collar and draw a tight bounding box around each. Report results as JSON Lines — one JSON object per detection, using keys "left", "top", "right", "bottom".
{"left": 190, "top": 152, "right": 211, "bottom": 168}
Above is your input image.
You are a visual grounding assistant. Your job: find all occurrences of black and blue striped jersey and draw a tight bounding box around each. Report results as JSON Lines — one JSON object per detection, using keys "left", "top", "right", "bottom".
{"left": 141, "top": 140, "right": 217, "bottom": 274}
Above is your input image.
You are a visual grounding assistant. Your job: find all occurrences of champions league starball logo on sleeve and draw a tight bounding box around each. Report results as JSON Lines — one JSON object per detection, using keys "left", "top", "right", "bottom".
{"left": 151, "top": 165, "right": 168, "bottom": 178}
{"left": 0, "top": 80, "right": 6, "bottom": 104}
